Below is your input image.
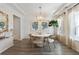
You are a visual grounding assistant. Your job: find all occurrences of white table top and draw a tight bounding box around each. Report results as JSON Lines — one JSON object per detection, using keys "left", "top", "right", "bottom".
{"left": 31, "top": 33, "right": 51, "bottom": 37}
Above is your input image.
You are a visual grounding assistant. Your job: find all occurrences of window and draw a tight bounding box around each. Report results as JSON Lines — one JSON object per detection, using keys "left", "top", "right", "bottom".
{"left": 57, "top": 16, "right": 64, "bottom": 35}
{"left": 69, "top": 11, "right": 79, "bottom": 37}
{"left": 69, "top": 12, "right": 75, "bottom": 37}
{"left": 74, "top": 12, "right": 79, "bottom": 36}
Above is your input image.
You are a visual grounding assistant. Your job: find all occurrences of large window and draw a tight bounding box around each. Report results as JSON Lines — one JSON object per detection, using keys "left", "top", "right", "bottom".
{"left": 74, "top": 12, "right": 79, "bottom": 36}
{"left": 69, "top": 12, "right": 75, "bottom": 37}
{"left": 69, "top": 8, "right": 79, "bottom": 37}
{"left": 57, "top": 16, "right": 64, "bottom": 35}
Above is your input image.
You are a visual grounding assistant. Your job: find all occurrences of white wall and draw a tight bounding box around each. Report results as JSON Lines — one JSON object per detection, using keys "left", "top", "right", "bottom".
{"left": 0, "top": 3, "right": 53, "bottom": 39}
{"left": 0, "top": 3, "right": 30, "bottom": 40}
{"left": 21, "top": 16, "right": 29, "bottom": 39}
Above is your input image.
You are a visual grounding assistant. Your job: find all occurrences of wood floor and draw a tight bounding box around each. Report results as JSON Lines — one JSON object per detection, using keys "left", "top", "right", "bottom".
{"left": 1, "top": 39, "right": 79, "bottom": 55}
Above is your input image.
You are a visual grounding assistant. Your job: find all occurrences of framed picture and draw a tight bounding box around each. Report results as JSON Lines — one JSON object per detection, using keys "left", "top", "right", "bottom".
{"left": 42, "top": 22, "right": 48, "bottom": 29}
{"left": 0, "top": 11, "right": 8, "bottom": 32}
{"left": 32, "top": 22, "right": 38, "bottom": 30}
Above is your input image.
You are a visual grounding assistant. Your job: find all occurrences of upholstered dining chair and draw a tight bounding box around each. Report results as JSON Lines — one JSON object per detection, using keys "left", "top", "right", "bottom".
{"left": 44, "top": 37, "right": 55, "bottom": 50}
{"left": 48, "top": 38, "right": 55, "bottom": 48}
{"left": 29, "top": 34, "right": 42, "bottom": 48}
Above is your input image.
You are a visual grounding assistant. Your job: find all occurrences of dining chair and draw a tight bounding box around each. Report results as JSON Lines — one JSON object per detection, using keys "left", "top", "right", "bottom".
{"left": 29, "top": 34, "right": 35, "bottom": 48}
{"left": 44, "top": 36, "right": 55, "bottom": 51}
{"left": 32, "top": 38, "right": 44, "bottom": 47}
{"left": 29, "top": 34, "right": 41, "bottom": 48}
{"left": 48, "top": 38, "right": 55, "bottom": 48}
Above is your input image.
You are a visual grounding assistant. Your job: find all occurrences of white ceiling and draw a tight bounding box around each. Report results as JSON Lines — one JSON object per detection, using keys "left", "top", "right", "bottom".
{"left": 8, "top": 3, "right": 66, "bottom": 20}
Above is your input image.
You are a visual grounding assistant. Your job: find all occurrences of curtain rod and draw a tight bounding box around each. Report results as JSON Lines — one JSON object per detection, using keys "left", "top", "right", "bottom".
{"left": 53, "top": 3, "right": 79, "bottom": 19}
{"left": 73, "top": 3, "right": 79, "bottom": 7}
{"left": 68, "top": 3, "right": 79, "bottom": 11}
{"left": 57, "top": 3, "right": 79, "bottom": 15}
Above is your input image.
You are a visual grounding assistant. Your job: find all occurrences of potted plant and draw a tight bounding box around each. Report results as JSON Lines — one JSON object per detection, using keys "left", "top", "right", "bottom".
{"left": 48, "top": 20, "right": 58, "bottom": 36}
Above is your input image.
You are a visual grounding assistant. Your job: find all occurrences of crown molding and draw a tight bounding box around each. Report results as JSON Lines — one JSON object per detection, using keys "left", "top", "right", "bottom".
{"left": 53, "top": 3, "right": 77, "bottom": 18}
{"left": 6, "top": 3, "right": 26, "bottom": 16}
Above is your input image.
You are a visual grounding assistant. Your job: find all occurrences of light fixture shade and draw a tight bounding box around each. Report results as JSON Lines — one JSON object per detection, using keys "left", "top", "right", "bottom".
{"left": 34, "top": 6, "right": 48, "bottom": 22}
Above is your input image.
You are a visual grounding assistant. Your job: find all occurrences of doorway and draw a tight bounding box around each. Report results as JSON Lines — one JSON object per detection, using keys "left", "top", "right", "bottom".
{"left": 13, "top": 15, "right": 21, "bottom": 40}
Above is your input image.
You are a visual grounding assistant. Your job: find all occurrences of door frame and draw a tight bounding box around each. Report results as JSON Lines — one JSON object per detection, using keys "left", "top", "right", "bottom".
{"left": 13, "top": 15, "right": 21, "bottom": 40}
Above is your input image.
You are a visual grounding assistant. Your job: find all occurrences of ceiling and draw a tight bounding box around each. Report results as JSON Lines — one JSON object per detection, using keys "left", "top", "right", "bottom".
{"left": 8, "top": 3, "right": 66, "bottom": 21}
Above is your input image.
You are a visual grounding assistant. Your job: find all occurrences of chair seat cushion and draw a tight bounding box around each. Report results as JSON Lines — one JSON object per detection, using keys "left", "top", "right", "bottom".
{"left": 48, "top": 38, "right": 54, "bottom": 43}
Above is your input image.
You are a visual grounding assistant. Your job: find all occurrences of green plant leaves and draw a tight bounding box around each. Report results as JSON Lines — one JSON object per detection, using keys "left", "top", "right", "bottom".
{"left": 48, "top": 20, "right": 58, "bottom": 27}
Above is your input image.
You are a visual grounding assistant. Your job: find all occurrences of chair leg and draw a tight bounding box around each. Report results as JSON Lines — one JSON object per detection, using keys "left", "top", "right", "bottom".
{"left": 48, "top": 43, "right": 51, "bottom": 49}
{"left": 53, "top": 42, "right": 55, "bottom": 48}
{"left": 47, "top": 39, "right": 51, "bottom": 51}
{"left": 43, "top": 39, "right": 45, "bottom": 48}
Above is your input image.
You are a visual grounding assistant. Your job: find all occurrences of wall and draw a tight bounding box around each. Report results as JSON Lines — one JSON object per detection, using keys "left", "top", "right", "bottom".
{"left": 21, "top": 16, "right": 31, "bottom": 39}
{"left": 0, "top": 3, "right": 30, "bottom": 40}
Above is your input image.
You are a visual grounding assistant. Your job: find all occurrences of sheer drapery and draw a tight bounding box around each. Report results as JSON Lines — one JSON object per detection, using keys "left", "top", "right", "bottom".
{"left": 68, "top": 4, "right": 79, "bottom": 38}
{"left": 57, "top": 14, "right": 64, "bottom": 35}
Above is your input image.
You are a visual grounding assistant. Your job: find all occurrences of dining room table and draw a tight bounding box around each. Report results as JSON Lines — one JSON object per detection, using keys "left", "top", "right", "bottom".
{"left": 30, "top": 33, "right": 52, "bottom": 48}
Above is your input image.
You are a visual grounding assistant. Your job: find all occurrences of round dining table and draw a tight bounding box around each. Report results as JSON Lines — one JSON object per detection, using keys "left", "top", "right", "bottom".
{"left": 31, "top": 33, "right": 52, "bottom": 47}
{"left": 31, "top": 33, "right": 51, "bottom": 37}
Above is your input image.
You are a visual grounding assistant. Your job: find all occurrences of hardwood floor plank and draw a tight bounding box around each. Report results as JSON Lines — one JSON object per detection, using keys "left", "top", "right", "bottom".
{"left": 1, "top": 39, "right": 79, "bottom": 55}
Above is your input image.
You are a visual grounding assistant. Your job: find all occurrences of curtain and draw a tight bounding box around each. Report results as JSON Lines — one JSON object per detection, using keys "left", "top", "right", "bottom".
{"left": 57, "top": 14, "right": 64, "bottom": 35}
{"left": 68, "top": 4, "right": 79, "bottom": 38}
